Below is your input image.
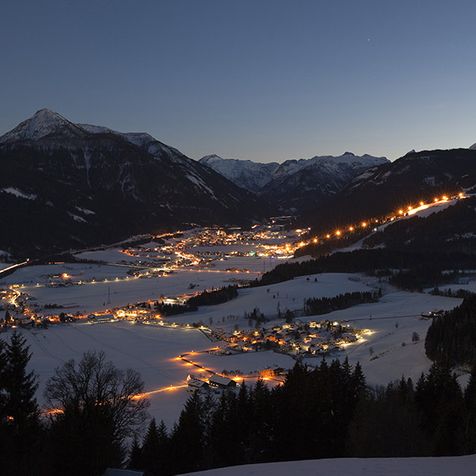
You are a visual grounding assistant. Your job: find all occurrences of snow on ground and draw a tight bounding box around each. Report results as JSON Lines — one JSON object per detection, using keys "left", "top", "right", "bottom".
{"left": 2, "top": 267, "right": 465, "bottom": 426}
{"left": 0, "top": 263, "right": 131, "bottom": 286}
{"left": 301, "top": 291, "right": 462, "bottom": 385}
{"left": 0, "top": 262, "right": 14, "bottom": 272}
{"left": 438, "top": 280, "right": 476, "bottom": 294}
{"left": 183, "top": 455, "right": 476, "bottom": 476}
{"left": 173, "top": 278, "right": 461, "bottom": 385}
{"left": 203, "top": 255, "right": 280, "bottom": 274}
{"left": 74, "top": 248, "right": 140, "bottom": 263}
{"left": 193, "top": 350, "right": 296, "bottom": 375}
{"left": 21, "top": 269, "right": 254, "bottom": 315}
{"left": 1, "top": 187, "right": 37, "bottom": 200}
{"left": 406, "top": 198, "right": 457, "bottom": 218}
{"left": 338, "top": 197, "right": 462, "bottom": 253}
{"left": 173, "top": 273, "right": 375, "bottom": 329}
{"left": 7, "top": 322, "right": 211, "bottom": 427}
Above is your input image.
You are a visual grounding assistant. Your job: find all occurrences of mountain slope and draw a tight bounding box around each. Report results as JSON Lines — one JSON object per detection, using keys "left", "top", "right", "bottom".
{"left": 0, "top": 110, "right": 264, "bottom": 258}
{"left": 304, "top": 148, "right": 476, "bottom": 231}
{"left": 262, "top": 152, "right": 388, "bottom": 214}
{"left": 200, "top": 152, "right": 389, "bottom": 214}
{"left": 199, "top": 155, "right": 279, "bottom": 191}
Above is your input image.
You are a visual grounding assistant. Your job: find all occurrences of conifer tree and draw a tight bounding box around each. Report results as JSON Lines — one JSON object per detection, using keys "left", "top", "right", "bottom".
{"left": 170, "top": 392, "right": 204, "bottom": 474}
{"left": 464, "top": 365, "right": 476, "bottom": 452}
{"left": 0, "top": 332, "right": 41, "bottom": 475}
{"left": 128, "top": 436, "right": 143, "bottom": 470}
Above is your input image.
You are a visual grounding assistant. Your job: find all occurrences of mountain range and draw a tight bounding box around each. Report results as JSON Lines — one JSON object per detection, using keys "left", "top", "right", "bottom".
{"left": 2, "top": 109, "right": 476, "bottom": 259}
{"left": 303, "top": 148, "right": 476, "bottom": 231}
{"left": 0, "top": 109, "right": 263, "bottom": 257}
{"left": 200, "top": 153, "right": 389, "bottom": 214}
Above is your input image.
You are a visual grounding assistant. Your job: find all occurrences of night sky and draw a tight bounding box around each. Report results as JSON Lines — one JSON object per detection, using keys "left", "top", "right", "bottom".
{"left": 1, "top": 0, "right": 476, "bottom": 161}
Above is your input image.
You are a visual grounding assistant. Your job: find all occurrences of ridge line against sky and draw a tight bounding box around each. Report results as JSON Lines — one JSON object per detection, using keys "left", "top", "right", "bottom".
{"left": 1, "top": 0, "right": 476, "bottom": 162}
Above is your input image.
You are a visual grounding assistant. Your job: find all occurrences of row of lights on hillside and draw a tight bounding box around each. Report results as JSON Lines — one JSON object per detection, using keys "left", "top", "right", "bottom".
{"left": 302, "top": 192, "right": 465, "bottom": 247}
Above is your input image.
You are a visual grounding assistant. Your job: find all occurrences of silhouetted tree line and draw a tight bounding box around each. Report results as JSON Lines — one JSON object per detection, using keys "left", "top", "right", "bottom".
{"left": 350, "top": 363, "right": 476, "bottom": 457}
{"left": 187, "top": 285, "right": 239, "bottom": 307}
{"left": 426, "top": 294, "right": 476, "bottom": 366}
{"left": 388, "top": 268, "right": 459, "bottom": 292}
{"left": 3, "top": 332, "right": 476, "bottom": 475}
{"left": 128, "top": 359, "right": 366, "bottom": 474}
{"left": 128, "top": 360, "right": 476, "bottom": 475}
{"left": 304, "top": 291, "right": 380, "bottom": 315}
{"left": 255, "top": 248, "right": 476, "bottom": 288}
{"left": 152, "top": 286, "right": 239, "bottom": 317}
{"left": 154, "top": 302, "right": 197, "bottom": 316}
{"left": 244, "top": 307, "right": 267, "bottom": 325}
{"left": 0, "top": 333, "right": 147, "bottom": 476}
{"left": 430, "top": 287, "right": 475, "bottom": 298}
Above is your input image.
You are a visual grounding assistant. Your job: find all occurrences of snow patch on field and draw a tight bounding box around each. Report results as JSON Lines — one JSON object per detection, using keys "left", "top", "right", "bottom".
{"left": 1, "top": 187, "right": 37, "bottom": 200}
{"left": 68, "top": 212, "right": 87, "bottom": 223}
{"left": 75, "top": 206, "right": 96, "bottom": 215}
{"left": 182, "top": 455, "right": 476, "bottom": 476}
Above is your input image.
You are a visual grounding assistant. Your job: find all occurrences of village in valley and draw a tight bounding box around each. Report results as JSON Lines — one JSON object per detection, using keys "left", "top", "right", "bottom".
{"left": 0, "top": 197, "right": 473, "bottom": 422}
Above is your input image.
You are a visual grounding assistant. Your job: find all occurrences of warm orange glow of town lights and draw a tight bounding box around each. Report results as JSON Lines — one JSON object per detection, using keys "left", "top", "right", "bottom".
{"left": 43, "top": 408, "right": 64, "bottom": 416}
{"left": 300, "top": 192, "right": 466, "bottom": 252}
{"left": 132, "top": 384, "right": 188, "bottom": 400}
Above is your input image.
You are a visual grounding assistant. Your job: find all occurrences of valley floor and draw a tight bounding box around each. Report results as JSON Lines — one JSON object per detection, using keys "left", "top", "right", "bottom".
{"left": 9, "top": 274, "right": 464, "bottom": 425}
{"left": 0, "top": 225, "right": 472, "bottom": 427}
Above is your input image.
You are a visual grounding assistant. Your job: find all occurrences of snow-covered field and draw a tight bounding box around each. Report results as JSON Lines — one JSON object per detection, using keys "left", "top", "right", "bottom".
{"left": 173, "top": 273, "right": 375, "bottom": 328}
{"left": 1, "top": 271, "right": 462, "bottom": 426}
{"left": 3, "top": 267, "right": 255, "bottom": 316}
{"left": 439, "top": 280, "right": 476, "bottom": 294}
{"left": 301, "top": 290, "right": 461, "bottom": 385}
{"left": 175, "top": 274, "right": 461, "bottom": 385}
{"left": 0, "top": 223, "right": 467, "bottom": 428}
{"left": 0, "top": 263, "right": 131, "bottom": 286}
{"left": 182, "top": 455, "right": 476, "bottom": 476}
{"left": 74, "top": 248, "right": 143, "bottom": 264}
{"left": 11, "top": 322, "right": 210, "bottom": 426}
{"left": 193, "top": 350, "right": 295, "bottom": 376}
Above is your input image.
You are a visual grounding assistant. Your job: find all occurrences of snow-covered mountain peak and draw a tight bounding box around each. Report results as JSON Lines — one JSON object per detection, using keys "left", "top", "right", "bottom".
{"left": 79, "top": 124, "right": 156, "bottom": 148}
{"left": 0, "top": 109, "right": 85, "bottom": 144}
{"left": 199, "top": 155, "right": 280, "bottom": 191}
{"left": 200, "top": 152, "right": 388, "bottom": 194}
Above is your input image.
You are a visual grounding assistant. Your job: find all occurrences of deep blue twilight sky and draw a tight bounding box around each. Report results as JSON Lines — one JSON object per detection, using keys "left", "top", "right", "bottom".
{"left": 1, "top": 0, "right": 476, "bottom": 162}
